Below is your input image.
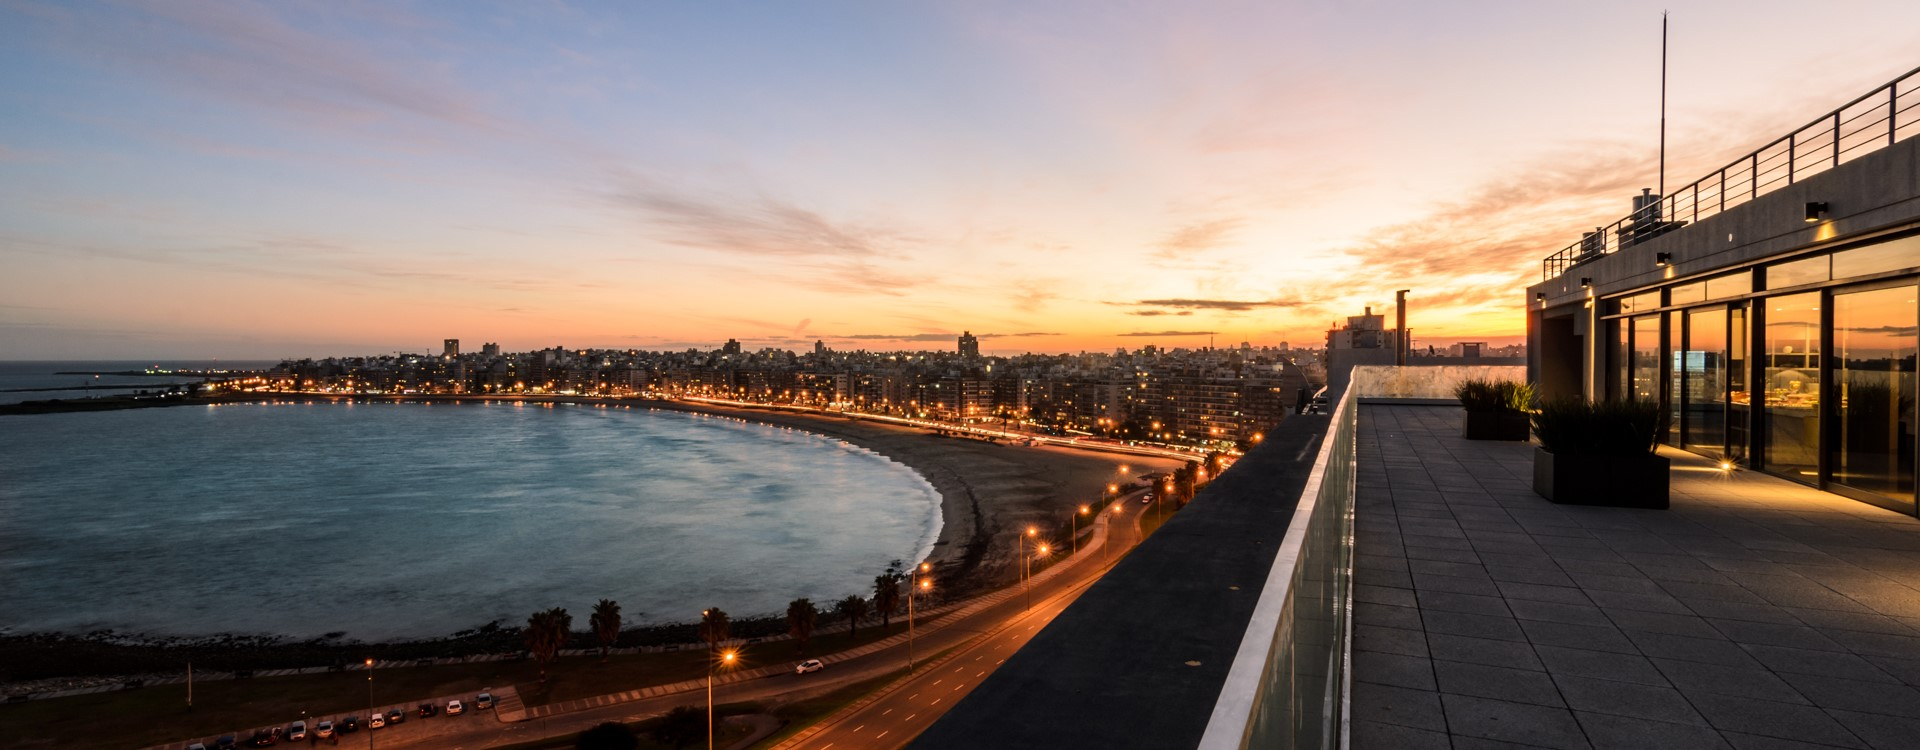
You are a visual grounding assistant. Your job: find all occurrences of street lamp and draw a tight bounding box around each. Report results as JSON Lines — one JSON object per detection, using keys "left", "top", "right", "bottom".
{"left": 708, "top": 649, "right": 737, "bottom": 750}
{"left": 908, "top": 562, "right": 932, "bottom": 672}
{"left": 1021, "top": 527, "right": 1037, "bottom": 610}
{"left": 365, "top": 658, "right": 375, "bottom": 750}
{"left": 1074, "top": 505, "right": 1090, "bottom": 554}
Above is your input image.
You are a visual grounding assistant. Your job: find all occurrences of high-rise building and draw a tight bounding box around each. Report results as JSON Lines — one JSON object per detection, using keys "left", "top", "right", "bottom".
{"left": 481, "top": 342, "right": 501, "bottom": 358}
{"left": 958, "top": 331, "right": 980, "bottom": 359}
{"left": 443, "top": 339, "right": 459, "bottom": 358}
{"left": 722, "top": 339, "right": 743, "bottom": 356}
{"left": 815, "top": 340, "right": 827, "bottom": 358}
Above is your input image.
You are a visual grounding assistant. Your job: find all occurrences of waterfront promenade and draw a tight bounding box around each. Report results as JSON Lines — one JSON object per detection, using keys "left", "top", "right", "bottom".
{"left": 1352, "top": 404, "right": 1920, "bottom": 749}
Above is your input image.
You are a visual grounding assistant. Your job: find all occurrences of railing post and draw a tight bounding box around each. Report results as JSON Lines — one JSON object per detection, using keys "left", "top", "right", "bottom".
{"left": 1788, "top": 133, "right": 1796, "bottom": 185}
{"left": 1834, "top": 111, "right": 1842, "bottom": 166}
{"left": 1893, "top": 84, "right": 1901, "bottom": 147}
{"left": 1752, "top": 152, "right": 1759, "bottom": 198}
{"left": 1692, "top": 183, "right": 1699, "bottom": 221}
{"left": 1719, "top": 170, "right": 1725, "bottom": 212}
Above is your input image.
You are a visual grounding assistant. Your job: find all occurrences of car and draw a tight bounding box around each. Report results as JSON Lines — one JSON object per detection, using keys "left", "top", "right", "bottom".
{"left": 339, "top": 715, "right": 360, "bottom": 733}
{"left": 187, "top": 743, "right": 207, "bottom": 750}
{"left": 475, "top": 692, "right": 494, "bottom": 710}
{"left": 287, "top": 721, "right": 307, "bottom": 741}
{"left": 214, "top": 736, "right": 237, "bottom": 750}
{"left": 314, "top": 720, "right": 334, "bottom": 738}
{"left": 246, "top": 728, "right": 279, "bottom": 746}
{"left": 1141, "top": 494, "right": 1152, "bottom": 503}
{"left": 368, "top": 712, "right": 386, "bottom": 729}
{"left": 417, "top": 702, "right": 438, "bottom": 718}
{"left": 447, "top": 699, "right": 465, "bottom": 716}
{"left": 386, "top": 709, "right": 405, "bottom": 725}
{"left": 795, "top": 659, "right": 824, "bottom": 675}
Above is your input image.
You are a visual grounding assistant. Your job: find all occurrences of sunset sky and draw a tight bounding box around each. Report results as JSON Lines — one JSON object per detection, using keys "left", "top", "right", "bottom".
{"left": 3, "top": 1, "right": 1919, "bottom": 359}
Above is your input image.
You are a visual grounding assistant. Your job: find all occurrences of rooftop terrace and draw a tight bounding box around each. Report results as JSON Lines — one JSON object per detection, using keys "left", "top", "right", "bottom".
{"left": 1353, "top": 404, "right": 1920, "bottom": 749}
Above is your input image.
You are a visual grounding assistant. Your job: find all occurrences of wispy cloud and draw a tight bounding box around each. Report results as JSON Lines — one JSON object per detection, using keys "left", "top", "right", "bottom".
{"left": 607, "top": 177, "right": 907, "bottom": 260}
{"left": 833, "top": 331, "right": 1061, "bottom": 342}
{"left": 1128, "top": 310, "right": 1193, "bottom": 317}
{"left": 1117, "top": 330, "right": 1216, "bottom": 337}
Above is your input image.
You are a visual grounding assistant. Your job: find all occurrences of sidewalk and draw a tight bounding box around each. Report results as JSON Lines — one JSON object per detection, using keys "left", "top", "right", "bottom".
{"left": 1350, "top": 404, "right": 1920, "bottom": 750}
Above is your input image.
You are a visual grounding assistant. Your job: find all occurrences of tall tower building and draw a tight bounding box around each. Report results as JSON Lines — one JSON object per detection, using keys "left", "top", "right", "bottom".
{"left": 443, "top": 339, "right": 460, "bottom": 358}
{"left": 958, "top": 331, "right": 980, "bottom": 359}
{"left": 814, "top": 340, "right": 827, "bottom": 358}
{"left": 481, "top": 342, "right": 501, "bottom": 358}
{"left": 722, "top": 339, "right": 743, "bottom": 356}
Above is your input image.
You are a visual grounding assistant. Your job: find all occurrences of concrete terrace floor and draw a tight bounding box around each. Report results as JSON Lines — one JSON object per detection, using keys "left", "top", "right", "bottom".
{"left": 1351, "top": 404, "right": 1920, "bottom": 750}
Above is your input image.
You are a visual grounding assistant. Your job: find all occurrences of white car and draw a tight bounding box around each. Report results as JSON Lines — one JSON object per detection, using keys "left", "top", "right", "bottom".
{"left": 287, "top": 721, "right": 307, "bottom": 741}
{"left": 447, "top": 699, "right": 465, "bottom": 716}
{"left": 476, "top": 692, "right": 494, "bottom": 709}
{"left": 795, "top": 659, "right": 824, "bottom": 675}
{"left": 314, "top": 720, "right": 334, "bottom": 738}
{"left": 368, "top": 712, "right": 386, "bottom": 729}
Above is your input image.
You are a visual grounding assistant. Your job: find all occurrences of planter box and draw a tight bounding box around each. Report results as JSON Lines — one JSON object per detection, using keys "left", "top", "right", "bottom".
{"left": 1463, "top": 410, "right": 1530, "bottom": 441}
{"left": 1532, "top": 448, "right": 1670, "bottom": 509}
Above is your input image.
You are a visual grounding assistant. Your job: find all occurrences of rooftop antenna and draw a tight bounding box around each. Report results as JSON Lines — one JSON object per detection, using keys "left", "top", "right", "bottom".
{"left": 1659, "top": 11, "right": 1668, "bottom": 199}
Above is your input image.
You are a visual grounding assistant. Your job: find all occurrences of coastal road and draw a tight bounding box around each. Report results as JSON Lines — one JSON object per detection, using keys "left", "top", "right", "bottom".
{"left": 147, "top": 492, "right": 1156, "bottom": 750}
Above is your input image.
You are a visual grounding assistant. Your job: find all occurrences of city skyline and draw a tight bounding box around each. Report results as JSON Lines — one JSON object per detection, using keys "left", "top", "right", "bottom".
{"left": 4, "top": 1, "right": 1920, "bottom": 359}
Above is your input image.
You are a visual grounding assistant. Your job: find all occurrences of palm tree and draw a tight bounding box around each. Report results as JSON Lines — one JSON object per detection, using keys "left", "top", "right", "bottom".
{"left": 589, "top": 599, "right": 622, "bottom": 660}
{"left": 699, "top": 607, "right": 730, "bottom": 654}
{"left": 524, "top": 607, "right": 573, "bottom": 683}
{"left": 786, "top": 598, "right": 818, "bottom": 655}
{"left": 874, "top": 572, "right": 904, "bottom": 628}
{"left": 835, "top": 595, "right": 869, "bottom": 638}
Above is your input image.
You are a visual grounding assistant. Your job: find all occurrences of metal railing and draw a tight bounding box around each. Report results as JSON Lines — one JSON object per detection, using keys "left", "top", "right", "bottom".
{"left": 1199, "top": 381, "right": 1356, "bottom": 750}
{"left": 1543, "top": 65, "right": 1920, "bottom": 280}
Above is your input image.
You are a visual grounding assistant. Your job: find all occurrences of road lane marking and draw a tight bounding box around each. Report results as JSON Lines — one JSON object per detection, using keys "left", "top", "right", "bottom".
{"left": 931, "top": 698, "right": 942, "bottom": 705}
{"left": 853, "top": 725, "right": 864, "bottom": 733}
{"left": 877, "top": 731, "right": 889, "bottom": 739}
{"left": 906, "top": 714, "right": 916, "bottom": 722}
{"left": 882, "top": 709, "right": 892, "bottom": 715}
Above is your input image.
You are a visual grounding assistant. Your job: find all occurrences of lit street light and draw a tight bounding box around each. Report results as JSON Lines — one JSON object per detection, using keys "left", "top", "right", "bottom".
{"left": 365, "top": 658, "right": 375, "bottom": 750}
{"left": 1021, "top": 527, "right": 1037, "bottom": 610}
{"left": 708, "top": 648, "right": 737, "bottom": 750}
{"left": 908, "top": 562, "right": 932, "bottom": 672}
{"left": 1074, "top": 504, "right": 1090, "bottom": 554}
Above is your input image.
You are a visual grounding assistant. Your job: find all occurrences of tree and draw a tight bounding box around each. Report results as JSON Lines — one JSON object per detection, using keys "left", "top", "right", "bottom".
{"left": 835, "top": 595, "right": 869, "bottom": 638}
{"left": 699, "top": 607, "right": 730, "bottom": 654}
{"left": 576, "top": 721, "right": 639, "bottom": 750}
{"left": 873, "top": 560, "right": 905, "bottom": 628}
{"left": 524, "top": 607, "right": 573, "bottom": 683}
{"left": 786, "top": 598, "right": 818, "bottom": 655}
{"left": 589, "top": 599, "right": 622, "bottom": 660}
{"left": 650, "top": 706, "right": 704, "bottom": 750}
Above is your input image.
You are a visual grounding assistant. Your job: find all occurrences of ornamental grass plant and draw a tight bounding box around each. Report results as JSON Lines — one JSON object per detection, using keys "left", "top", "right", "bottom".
{"left": 1530, "top": 398, "right": 1663, "bottom": 457}
{"left": 1453, "top": 379, "right": 1534, "bottom": 414}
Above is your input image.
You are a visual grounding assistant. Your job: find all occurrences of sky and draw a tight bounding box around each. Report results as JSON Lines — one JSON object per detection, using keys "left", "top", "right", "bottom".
{"left": 3, "top": 1, "right": 1918, "bottom": 359}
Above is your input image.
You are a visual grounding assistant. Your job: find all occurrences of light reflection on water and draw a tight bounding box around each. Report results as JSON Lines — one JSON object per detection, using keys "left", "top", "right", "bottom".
{"left": 0, "top": 402, "right": 940, "bottom": 641}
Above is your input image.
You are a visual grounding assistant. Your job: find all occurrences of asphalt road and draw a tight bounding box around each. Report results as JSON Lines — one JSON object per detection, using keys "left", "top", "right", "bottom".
{"left": 180, "top": 494, "right": 1156, "bottom": 750}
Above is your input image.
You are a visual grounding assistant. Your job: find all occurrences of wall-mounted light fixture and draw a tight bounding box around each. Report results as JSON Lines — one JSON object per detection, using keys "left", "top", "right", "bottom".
{"left": 1804, "top": 201, "right": 1829, "bottom": 223}
{"left": 1534, "top": 292, "right": 1545, "bottom": 302}
{"left": 1655, "top": 252, "right": 1672, "bottom": 267}
{"left": 1579, "top": 277, "right": 1592, "bottom": 288}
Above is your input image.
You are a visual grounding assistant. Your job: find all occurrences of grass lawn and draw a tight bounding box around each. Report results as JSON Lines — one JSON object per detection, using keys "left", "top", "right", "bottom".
{"left": 0, "top": 618, "right": 937, "bottom": 750}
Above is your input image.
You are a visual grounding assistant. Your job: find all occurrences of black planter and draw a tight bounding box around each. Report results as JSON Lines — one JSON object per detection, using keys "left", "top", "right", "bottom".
{"left": 1463, "top": 410, "right": 1530, "bottom": 441}
{"left": 1532, "top": 448, "right": 1670, "bottom": 508}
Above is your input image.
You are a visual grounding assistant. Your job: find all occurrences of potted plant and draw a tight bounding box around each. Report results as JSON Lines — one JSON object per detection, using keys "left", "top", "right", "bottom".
{"left": 1530, "top": 398, "right": 1669, "bottom": 508}
{"left": 1454, "top": 379, "right": 1533, "bottom": 441}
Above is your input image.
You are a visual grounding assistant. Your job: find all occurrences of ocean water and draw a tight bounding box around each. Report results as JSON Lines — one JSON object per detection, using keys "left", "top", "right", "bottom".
{"left": 0, "top": 401, "right": 941, "bottom": 641}
{"left": 0, "top": 360, "right": 278, "bottom": 405}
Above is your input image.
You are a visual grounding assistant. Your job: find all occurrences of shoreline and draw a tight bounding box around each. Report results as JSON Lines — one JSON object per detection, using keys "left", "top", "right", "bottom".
{"left": 1, "top": 392, "right": 1180, "bottom": 686}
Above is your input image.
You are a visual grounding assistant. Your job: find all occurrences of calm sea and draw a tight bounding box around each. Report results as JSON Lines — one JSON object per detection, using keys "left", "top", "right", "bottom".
{"left": 0, "top": 360, "right": 279, "bottom": 405}
{"left": 0, "top": 401, "right": 940, "bottom": 641}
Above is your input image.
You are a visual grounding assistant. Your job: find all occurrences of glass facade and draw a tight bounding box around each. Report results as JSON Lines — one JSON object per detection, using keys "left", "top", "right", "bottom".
{"left": 1830, "top": 285, "right": 1917, "bottom": 508}
{"left": 1764, "top": 292, "right": 1822, "bottom": 481}
{"left": 1588, "top": 232, "right": 1919, "bottom": 513}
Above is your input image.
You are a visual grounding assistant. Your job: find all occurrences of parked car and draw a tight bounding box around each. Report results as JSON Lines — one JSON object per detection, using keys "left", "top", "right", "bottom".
{"left": 246, "top": 728, "right": 279, "bottom": 746}
{"left": 447, "top": 699, "right": 465, "bottom": 716}
{"left": 187, "top": 743, "right": 207, "bottom": 750}
{"left": 314, "top": 720, "right": 334, "bottom": 738}
{"left": 386, "top": 709, "right": 405, "bottom": 725}
{"left": 795, "top": 659, "right": 824, "bottom": 675}
{"left": 339, "top": 715, "right": 360, "bottom": 733}
{"left": 476, "top": 692, "right": 494, "bottom": 710}
{"left": 214, "top": 736, "right": 237, "bottom": 749}
{"left": 286, "top": 721, "right": 307, "bottom": 741}
{"left": 417, "top": 702, "right": 438, "bottom": 718}
{"left": 368, "top": 712, "right": 386, "bottom": 729}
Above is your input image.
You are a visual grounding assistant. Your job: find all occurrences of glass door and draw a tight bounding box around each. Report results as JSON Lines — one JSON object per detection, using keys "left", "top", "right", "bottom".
{"left": 1829, "top": 284, "right": 1917, "bottom": 509}
{"left": 1685, "top": 307, "right": 1728, "bottom": 456}
{"left": 1763, "top": 292, "right": 1821, "bottom": 481}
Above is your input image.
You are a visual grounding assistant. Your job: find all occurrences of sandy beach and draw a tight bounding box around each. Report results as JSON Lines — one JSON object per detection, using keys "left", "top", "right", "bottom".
{"left": 643, "top": 399, "right": 1184, "bottom": 590}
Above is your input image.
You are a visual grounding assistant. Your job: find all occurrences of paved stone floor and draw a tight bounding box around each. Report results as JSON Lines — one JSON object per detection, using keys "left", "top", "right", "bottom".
{"left": 1351, "top": 404, "right": 1920, "bottom": 750}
